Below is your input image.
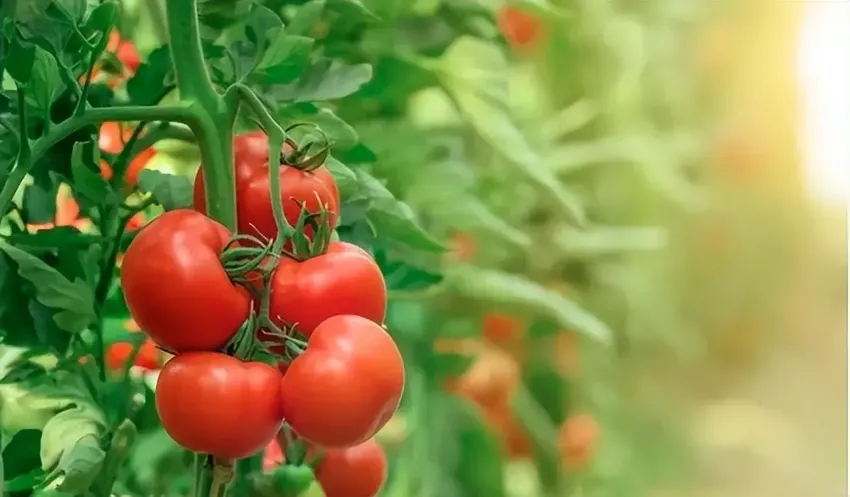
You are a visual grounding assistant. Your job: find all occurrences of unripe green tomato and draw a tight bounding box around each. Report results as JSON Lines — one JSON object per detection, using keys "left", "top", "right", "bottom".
{"left": 271, "top": 464, "right": 314, "bottom": 497}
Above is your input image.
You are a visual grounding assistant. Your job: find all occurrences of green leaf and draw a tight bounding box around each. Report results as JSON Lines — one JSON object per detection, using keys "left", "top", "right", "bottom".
{"left": 377, "top": 250, "right": 443, "bottom": 292}
{"left": 41, "top": 407, "right": 106, "bottom": 494}
{"left": 448, "top": 396, "right": 506, "bottom": 497}
{"left": 70, "top": 142, "right": 114, "bottom": 204}
{"left": 285, "top": 0, "right": 326, "bottom": 36}
{"left": 5, "top": 227, "right": 101, "bottom": 249}
{"left": 269, "top": 60, "right": 372, "bottom": 102}
{"left": 7, "top": 37, "right": 37, "bottom": 84}
{"left": 83, "top": 2, "right": 119, "bottom": 34}
{"left": 136, "top": 169, "right": 193, "bottom": 211}
{"left": 3, "top": 430, "right": 43, "bottom": 486}
{"left": 245, "top": 4, "right": 283, "bottom": 50}
{"left": 26, "top": 46, "right": 64, "bottom": 114}
{"left": 367, "top": 198, "right": 445, "bottom": 253}
{"left": 126, "top": 47, "right": 173, "bottom": 106}
{"left": 251, "top": 34, "right": 314, "bottom": 85}
{"left": 324, "top": 156, "right": 357, "bottom": 198}
{"left": 0, "top": 242, "right": 96, "bottom": 333}
{"left": 326, "top": 0, "right": 379, "bottom": 21}
{"left": 552, "top": 225, "right": 667, "bottom": 259}
{"left": 445, "top": 265, "right": 613, "bottom": 344}
{"left": 436, "top": 37, "right": 585, "bottom": 225}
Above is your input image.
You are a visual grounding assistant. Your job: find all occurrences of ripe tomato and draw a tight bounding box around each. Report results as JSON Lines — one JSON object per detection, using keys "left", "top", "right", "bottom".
{"left": 99, "top": 147, "right": 156, "bottom": 187}
{"left": 558, "top": 412, "right": 599, "bottom": 470}
{"left": 193, "top": 131, "right": 340, "bottom": 244}
{"left": 453, "top": 347, "right": 520, "bottom": 410}
{"left": 497, "top": 5, "right": 542, "bottom": 50}
{"left": 99, "top": 122, "right": 129, "bottom": 155}
{"left": 156, "top": 352, "right": 283, "bottom": 458}
{"left": 106, "top": 339, "right": 159, "bottom": 371}
{"left": 315, "top": 439, "right": 387, "bottom": 497}
{"left": 107, "top": 31, "right": 141, "bottom": 73}
{"left": 269, "top": 242, "right": 386, "bottom": 337}
{"left": 280, "top": 315, "right": 404, "bottom": 448}
{"left": 482, "top": 313, "right": 524, "bottom": 346}
{"left": 120, "top": 209, "right": 251, "bottom": 352}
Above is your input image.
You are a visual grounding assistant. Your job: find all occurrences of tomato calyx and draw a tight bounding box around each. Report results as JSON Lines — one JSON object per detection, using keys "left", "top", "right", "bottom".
{"left": 219, "top": 234, "right": 277, "bottom": 283}
{"left": 286, "top": 199, "right": 335, "bottom": 260}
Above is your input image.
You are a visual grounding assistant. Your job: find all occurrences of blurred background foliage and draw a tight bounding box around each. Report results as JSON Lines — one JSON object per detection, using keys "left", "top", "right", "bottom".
{"left": 1, "top": 0, "right": 846, "bottom": 497}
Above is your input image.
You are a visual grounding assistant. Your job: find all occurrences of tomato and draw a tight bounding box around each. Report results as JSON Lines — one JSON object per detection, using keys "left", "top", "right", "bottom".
{"left": 106, "top": 339, "right": 159, "bottom": 371}
{"left": 271, "top": 465, "right": 314, "bottom": 496}
{"left": 558, "top": 413, "right": 599, "bottom": 470}
{"left": 453, "top": 346, "right": 519, "bottom": 410}
{"left": 193, "top": 131, "right": 340, "bottom": 244}
{"left": 280, "top": 315, "right": 404, "bottom": 448}
{"left": 156, "top": 352, "right": 283, "bottom": 458}
{"left": 315, "top": 439, "right": 387, "bottom": 497}
{"left": 482, "top": 313, "right": 524, "bottom": 346}
{"left": 263, "top": 436, "right": 285, "bottom": 470}
{"left": 268, "top": 242, "right": 386, "bottom": 337}
{"left": 99, "top": 148, "right": 156, "bottom": 187}
{"left": 497, "top": 5, "right": 542, "bottom": 50}
{"left": 99, "top": 122, "right": 129, "bottom": 155}
{"left": 447, "top": 232, "right": 476, "bottom": 262}
{"left": 107, "top": 31, "right": 141, "bottom": 73}
{"left": 120, "top": 209, "right": 251, "bottom": 352}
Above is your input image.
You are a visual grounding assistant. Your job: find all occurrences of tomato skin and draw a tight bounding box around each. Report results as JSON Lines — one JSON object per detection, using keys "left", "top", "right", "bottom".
{"left": 280, "top": 315, "right": 404, "bottom": 448}
{"left": 120, "top": 209, "right": 251, "bottom": 353}
{"left": 482, "top": 313, "right": 524, "bottom": 346}
{"left": 156, "top": 352, "right": 284, "bottom": 458}
{"left": 269, "top": 242, "right": 386, "bottom": 337}
{"left": 106, "top": 339, "right": 159, "bottom": 371}
{"left": 193, "top": 132, "right": 340, "bottom": 243}
{"left": 99, "top": 122, "right": 128, "bottom": 155}
{"left": 497, "top": 6, "right": 542, "bottom": 49}
{"left": 558, "top": 413, "right": 599, "bottom": 470}
{"left": 315, "top": 439, "right": 387, "bottom": 497}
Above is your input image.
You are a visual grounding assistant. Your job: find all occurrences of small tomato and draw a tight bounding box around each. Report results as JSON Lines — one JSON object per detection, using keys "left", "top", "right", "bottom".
{"left": 106, "top": 339, "right": 159, "bottom": 371}
{"left": 269, "top": 242, "right": 386, "bottom": 337}
{"left": 315, "top": 439, "right": 387, "bottom": 497}
{"left": 454, "top": 347, "right": 520, "bottom": 410}
{"left": 558, "top": 412, "right": 599, "bottom": 470}
{"left": 155, "top": 352, "right": 283, "bottom": 458}
{"left": 120, "top": 209, "right": 251, "bottom": 352}
{"left": 193, "top": 131, "right": 340, "bottom": 244}
{"left": 280, "top": 315, "right": 404, "bottom": 448}
{"left": 497, "top": 5, "right": 542, "bottom": 50}
{"left": 271, "top": 464, "right": 314, "bottom": 496}
{"left": 482, "top": 312, "right": 524, "bottom": 346}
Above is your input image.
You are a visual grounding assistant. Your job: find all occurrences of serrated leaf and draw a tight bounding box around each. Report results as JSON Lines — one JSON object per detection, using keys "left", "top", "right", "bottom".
{"left": 437, "top": 37, "right": 585, "bottom": 224}
{"left": 269, "top": 60, "right": 372, "bottom": 103}
{"left": 251, "top": 34, "right": 313, "bottom": 85}
{"left": 70, "top": 142, "right": 114, "bottom": 204}
{"left": 41, "top": 408, "right": 105, "bottom": 493}
{"left": 136, "top": 170, "right": 192, "bottom": 211}
{"left": 0, "top": 242, "right": 96, "bottom": 333}
{"left": 26, "top": 46, "right": 64, "bottom": 114}
{"left": 446, "top": 265, "right": 613, "bottom": 344}
{"left": 286, "top": 0, "right": 326, "bottom": 36}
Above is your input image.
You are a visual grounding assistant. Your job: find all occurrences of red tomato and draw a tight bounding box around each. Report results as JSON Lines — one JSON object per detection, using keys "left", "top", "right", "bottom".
{"left": 99, "top": 148, "right": 155, "bottom": 187}
{"left": 106, "top": 339, "right": 159, "bottom": 371}
{"left": 268, "top": 242, "right": 386, "bottom": 337}
{"left": 193, "top": 131, "right": 340, "bottom": 244}
{"left": 497, "top": 6, "right": 542, "bottom": 49}
{"left": 315, "top": 439, "right": 387, "bottom": 497}
{"left": 120, "top": 209, "right": 251, "bottom": 353}
{"left": 107, "top": 32, "right": 141, "bottom": 73}
{"left": 99, "top": 122, "right": 128, "bottom": 155}
{"left": 558, "top": 413, "right": 599, "bottom": 470}
{"left": 280, "top": 315, "right": 404, "bottom": 448}
{"left": 482, "top": 313, "right": 524, "bottom": 346}
{"left": 156, "top": 352, "right": 283, "bottom": 458}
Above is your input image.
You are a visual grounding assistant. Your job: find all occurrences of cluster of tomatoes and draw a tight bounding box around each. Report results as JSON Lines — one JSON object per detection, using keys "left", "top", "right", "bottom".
{"left": 119, "top": 132, "right": 403, "bottom": 497}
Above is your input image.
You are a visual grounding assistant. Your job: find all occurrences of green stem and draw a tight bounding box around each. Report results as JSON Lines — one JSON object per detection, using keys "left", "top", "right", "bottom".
{"left": 164, "top": 0, "right": 220, "bottom": 110}
{"left": 0, "top": 104, "right": 198, "bottom": 218}
{"left": 230, "top": 456, "right": 261, "bottom": 497}
{"left": 195, "top": 454, "right": 213, "bottom": 497}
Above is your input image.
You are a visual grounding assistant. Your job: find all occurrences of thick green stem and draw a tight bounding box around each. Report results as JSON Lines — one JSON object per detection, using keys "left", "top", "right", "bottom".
{"left": 195, "top": 454, "right": 213, "bottom": 497}
{"left": 165, "top": 1, "right": 237, "bottom": 230}
{"left": 0, "top": 105, "right": 198, "bottom": 217}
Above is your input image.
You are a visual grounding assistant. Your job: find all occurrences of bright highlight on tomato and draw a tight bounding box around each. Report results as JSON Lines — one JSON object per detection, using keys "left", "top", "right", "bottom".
{"left": 315, "top": 439, "right": 388, "bottom": 497}
{"left": 155, "top": 352, "right": 283, "bottom": 459}
{"left": 268, "top": 241, "right": 387, "bottom": 337}
{"left": 120, "top": 209, "right": 251, "bottom": 353}
{"left": 280, "top": 315, "right": 405, "bottom": 448}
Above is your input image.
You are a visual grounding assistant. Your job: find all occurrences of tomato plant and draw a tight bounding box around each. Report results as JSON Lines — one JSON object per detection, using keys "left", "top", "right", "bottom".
{"left": 280, "top": 315, "right": 405, "bottom": 448}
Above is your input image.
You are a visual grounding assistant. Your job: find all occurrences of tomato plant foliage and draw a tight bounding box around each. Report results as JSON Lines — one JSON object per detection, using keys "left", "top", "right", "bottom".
{"left": 0, "top": 0, "right": 707, "bottom": 495}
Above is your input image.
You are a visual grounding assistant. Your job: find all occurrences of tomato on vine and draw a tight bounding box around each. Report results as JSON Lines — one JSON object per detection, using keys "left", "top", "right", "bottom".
{"left": 280, "top": 315, "right": 404, "bottom": 448}
{"left": 193, "top": 131, "right": 340, "bottom": 244}
{"left": 558, "top": 412, "right": 599, "bottom": 470}
{"left": 120, "top": 209, "right": 251, "bottom": 353}
{"left": 106, "top": 338, "right": 159, "bottom": 372}
{"left": 268, "top": 241, "right": 386, "bottom": 337}
{"left": 497, "top": 5, "right": 543, "bottom": 50}
{"left": 314, "top": 439, "right": 388, "bottom": 497}
{"left": 155, "top": 352, "right": 283, "bottom": 459}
